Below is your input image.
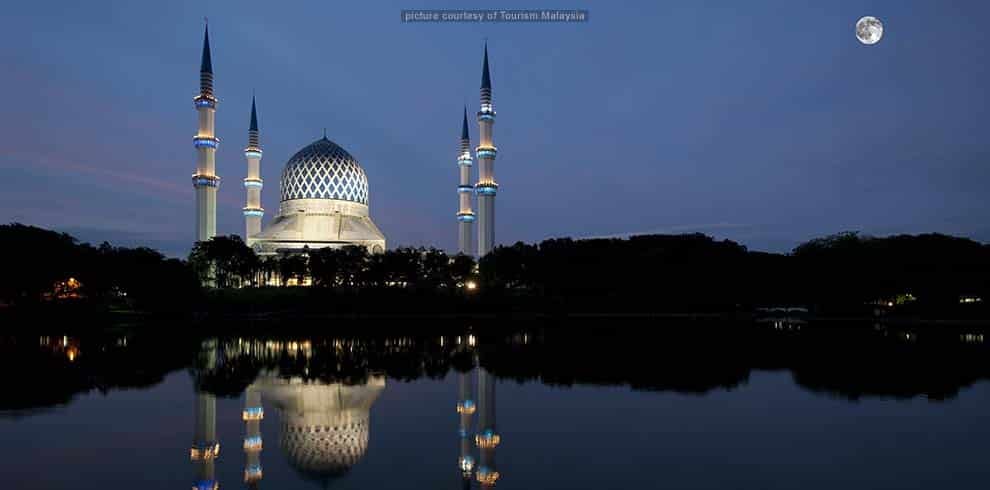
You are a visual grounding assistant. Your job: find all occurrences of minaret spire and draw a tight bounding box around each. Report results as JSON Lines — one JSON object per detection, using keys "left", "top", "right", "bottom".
{"left": 457, "top": 106, "right": 475, "bottom": 255}
{"left": 481, "top": 42, "right": 492, "bottom": 91}
{"left": 249, "top": 96, "right": 258, "bottom": 132}
{"left": 244, "top": 96, "right": 264, "bottom": 244}
{"left": 475, "top": 42, "right": 498, "bottom": 257}
{"left": 192, "top": 22, "right": 220, "bottom": 247}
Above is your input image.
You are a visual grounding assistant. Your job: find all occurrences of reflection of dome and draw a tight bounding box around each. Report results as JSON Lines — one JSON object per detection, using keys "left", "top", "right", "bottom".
{"left": 281, "top": 417, "right": 369, "bottom": 478}
{"left": 256, "top": 376, "right": 386, "bottom": 484}
{"left": 281, "top": 137, "right": 369, "bottom": 205}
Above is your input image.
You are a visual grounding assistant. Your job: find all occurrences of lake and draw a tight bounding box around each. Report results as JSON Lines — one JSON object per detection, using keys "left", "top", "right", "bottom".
{"left": 2, "top": 320, "right": 989, "bottom": 489}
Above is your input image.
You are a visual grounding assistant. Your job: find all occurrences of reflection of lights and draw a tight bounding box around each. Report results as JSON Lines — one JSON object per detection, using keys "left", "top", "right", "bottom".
{"left": 468, "top": 335, "right": 476, "bottom": 347}
{"left": 476, "top": 431, "right": 500, "bottom": 448}
{"left": 244, "top": 465, "right": 263, "bottom": 482}
{"left": 190, "top": 442, "right": 220, "bottom": 461}
{"left": 961, "top": 333, "right": 985, "bottom": 343}
{"left": 66, "top": 347, "right": 78, "bottom": 362}
{"left": 476, "top": 466, "right": 500, "bottom": 486}
{"left": 459, "top": 455, "right": 475, "bottom": 474}
{"left": 193, "top": 479, "right": 219, "bottom": 490}
{"left": 243, "top": 435, "right": 262, "bottom": 451}
{"left": 241, "top": 407, "right": 265, "bottom": 421}
{"left": 457, "top": 400, "right": 476, "bottom": 414}
{"left": 466, "top": 281, "right": 478, "bottom": 291}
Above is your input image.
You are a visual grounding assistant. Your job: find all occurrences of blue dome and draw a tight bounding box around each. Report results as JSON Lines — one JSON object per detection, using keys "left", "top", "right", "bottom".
{"left": 280, "top": 137, "right": 369, "bottom": 205}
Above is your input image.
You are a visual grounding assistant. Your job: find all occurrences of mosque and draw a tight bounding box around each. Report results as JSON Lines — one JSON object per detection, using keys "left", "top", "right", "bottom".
{"left": 190, "top": 24, "right": 500, "bottom": 257}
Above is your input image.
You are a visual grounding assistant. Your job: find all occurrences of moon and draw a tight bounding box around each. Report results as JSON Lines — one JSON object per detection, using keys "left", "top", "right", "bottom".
{"left": 856, "top": 16, "right": 883, "bottom": 45}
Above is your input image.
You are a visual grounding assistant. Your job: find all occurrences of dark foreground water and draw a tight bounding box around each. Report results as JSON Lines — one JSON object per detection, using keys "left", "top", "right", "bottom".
{"left": 2, "top": 321, "right": 990, "bottom": 489}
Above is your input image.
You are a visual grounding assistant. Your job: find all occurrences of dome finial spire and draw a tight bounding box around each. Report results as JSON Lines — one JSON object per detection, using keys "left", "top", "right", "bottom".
{"left": 322, "top": 128, "right": 327, "bottom": 139}
{"left": 461, "top": 105, "right": 470, "bottom": 141}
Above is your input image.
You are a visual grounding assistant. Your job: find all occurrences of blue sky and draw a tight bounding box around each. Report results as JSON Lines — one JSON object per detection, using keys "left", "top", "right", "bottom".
{"left": 1, "top": 0, "right": 988, "bottom": 256}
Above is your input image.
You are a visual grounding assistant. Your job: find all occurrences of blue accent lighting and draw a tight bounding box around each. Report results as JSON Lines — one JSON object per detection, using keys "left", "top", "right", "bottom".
{"left": 193, "top": 479, "right": 217, "bottom": 490}
{"left": 244, "top": 180, "right": 263, "bottom": 188}
{"left": 458, "top": 185, "right": 473, "bottom": 193}
{"left": 476, "top": 149, "right": 497, "bottom": 158}
{"left": 475, "top": 185, "right": 497, "bottom": 196}
{"left": 457, "top": 214, "right": 476, "bottom": 223}
{"left": 193, "top": 137, "right": 219, "bottom": 149}
{"left": 244, "top": 149, "right": 263, "bottom": 158}
{"left": 243, "top": 209, "right": 264, "bottom": 217}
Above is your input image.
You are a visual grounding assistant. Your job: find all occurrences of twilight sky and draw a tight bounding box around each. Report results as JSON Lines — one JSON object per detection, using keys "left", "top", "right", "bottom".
{"left": 1, "top": 0, "right": 988, "bottom": 256}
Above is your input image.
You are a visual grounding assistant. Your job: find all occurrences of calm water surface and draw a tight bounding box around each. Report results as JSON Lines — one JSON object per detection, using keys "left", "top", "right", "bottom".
{"left": 2, "top": 323, "right": 989, "bottom": 489}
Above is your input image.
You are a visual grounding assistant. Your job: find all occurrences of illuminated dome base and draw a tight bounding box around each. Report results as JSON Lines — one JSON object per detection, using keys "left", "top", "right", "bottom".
{"left": 248, "top": 137, "right": 386, "bottom": 254}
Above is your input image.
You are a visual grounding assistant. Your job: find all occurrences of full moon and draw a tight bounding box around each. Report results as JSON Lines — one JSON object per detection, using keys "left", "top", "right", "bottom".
{"left": 856, "top": 16, "right": 883, "bottom": 45}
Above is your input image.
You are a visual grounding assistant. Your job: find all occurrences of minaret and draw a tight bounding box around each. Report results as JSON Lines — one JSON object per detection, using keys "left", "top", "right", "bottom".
{"left": 475, "top": 367, "right": 500, "bottom": 487}
{"left": 457, "top": 366, "right": 477, "bottom": 489}
{"left": 475, "top": 43, "right": 498, "bottom": 257}
{"left": 243, "top": 96, "right": 264, "bottom": 244}
{"left": 243, "top": 385, "right": 264, "bottom": 487}
{"left": 192, "top": 23, "right": 220, "bottom": 243}
{"left": 457, "top": 107, "right": 475, "bottom": 255}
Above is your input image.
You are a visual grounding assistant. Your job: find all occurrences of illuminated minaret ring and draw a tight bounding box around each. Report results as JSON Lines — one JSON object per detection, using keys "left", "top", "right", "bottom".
{"left": 192, "top": 23, "right": 220, "bottom": 243}
{"left": 475, "top": 42, "right": 498, "bottom": 257}
{"left": 244, "top": 96, "right": 264, "bottom": 244}
{"left": 457, "top": 107, "right": 475, "bottom": 255}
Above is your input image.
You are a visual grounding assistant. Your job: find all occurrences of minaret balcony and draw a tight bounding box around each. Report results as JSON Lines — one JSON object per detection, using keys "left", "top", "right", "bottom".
{"left": 475, "top": 182, "right": 498, "bottom": 196}
{"left": 243, "top": 407, "right": 264, "bottom": 420}
{"left": 244, "top": 148, "right": 263, "bottom": 159}
{"left": 457, "top": 185, "right": 474, "bottom": 194}
{"left": 458, "top": 155, "right": 473, "bottom": 166}
{"left": 243, "top": 178, "right": 264, "bottom": 189}
{"left": 457, "top": 212, "right": 476, "bottom": 223}
{"left": 243, "top": 208, "right": 264, "bottom": 217}
{"left": 193, "top": 136, "right": 220, "bottom": 149}
{"left": 192, "top": 174, "right": 220, "bottom": 188}
{"left": 475, "top": 147, "right": 498, "bottom": 159}
{"left": 193, "top": 94, "right": 217, "bottom": 109}
{"left": 475, "top": 430, "right": 500, "bottom": 448}
{"left": 190, "top": 442, "right": 220, "bottom": 461}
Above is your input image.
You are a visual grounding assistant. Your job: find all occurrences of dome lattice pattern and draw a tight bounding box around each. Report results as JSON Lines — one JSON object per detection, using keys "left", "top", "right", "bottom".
{"left": 280, "top": 137, "right": 369, "bottom": 205}
{"left": 281, "top": 419, "right": 369, "bottom": 477}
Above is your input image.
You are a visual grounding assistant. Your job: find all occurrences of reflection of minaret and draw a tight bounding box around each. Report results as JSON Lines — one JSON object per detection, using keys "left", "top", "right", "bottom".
{"left": 457, "top": 367, "right": 476, "bottom": 488}
{"left": 192, "top": 22, "right": 220, "bottom": 243}
{"left": 243, "top": 386, "right": 264, "bottom": 487}
{"left": 475, "top": 42, "right": 498, "bottom": 257}
{"left": 475, "top": 367, "right": 500, "bottom": 486}
{"left": 191, "top": 341, "right": 220, "bottom": 490}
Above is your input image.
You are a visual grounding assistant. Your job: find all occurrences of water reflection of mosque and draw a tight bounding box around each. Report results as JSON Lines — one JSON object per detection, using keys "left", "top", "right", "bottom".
{"left": 190, "top": 339, "right": 386, "bottom": 489}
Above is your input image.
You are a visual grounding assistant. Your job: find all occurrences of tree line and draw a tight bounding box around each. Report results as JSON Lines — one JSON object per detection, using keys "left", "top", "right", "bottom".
{"left": 188, "top": 235, "right": 476, "bottom": 290}
{"left": 4, "top": 222, "right": 990, "bottom": 316}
